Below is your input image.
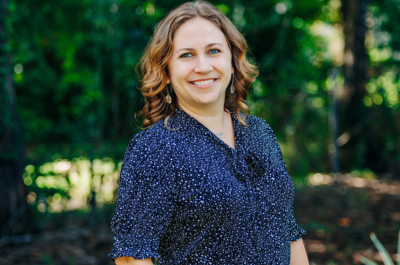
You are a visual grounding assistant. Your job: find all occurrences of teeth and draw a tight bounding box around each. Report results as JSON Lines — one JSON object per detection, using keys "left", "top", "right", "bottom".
{"left": 193, "top": 79, "right": 215, "bottom": 86}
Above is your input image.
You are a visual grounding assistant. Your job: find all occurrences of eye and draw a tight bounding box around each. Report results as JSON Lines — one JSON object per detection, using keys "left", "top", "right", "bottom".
{"left": 209, "top": 49, "right": 221, "bottom": 54}
{"left": 180, "top": 53, "right": 193, "bottom": 58}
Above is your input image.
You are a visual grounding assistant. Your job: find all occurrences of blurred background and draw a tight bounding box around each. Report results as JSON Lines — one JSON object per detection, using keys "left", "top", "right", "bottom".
{"left": 0, "top": 0, "right": 399, "bottom": 264}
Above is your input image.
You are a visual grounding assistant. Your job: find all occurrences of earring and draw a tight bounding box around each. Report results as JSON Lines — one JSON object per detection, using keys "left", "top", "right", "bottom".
{"left": 230, "top": 75, "right": 235, "bottom": 94}
{"left": 166, "top": 84, "right": 172, "bottom": 104}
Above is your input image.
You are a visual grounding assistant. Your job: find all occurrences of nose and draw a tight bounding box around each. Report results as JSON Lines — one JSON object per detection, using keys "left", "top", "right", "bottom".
{"left": 194, "top": 54, "right": 213, "bottom": 73}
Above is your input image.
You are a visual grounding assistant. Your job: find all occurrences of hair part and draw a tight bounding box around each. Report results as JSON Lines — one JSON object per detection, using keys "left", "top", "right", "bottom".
{"left": 137, "top": 0, "right": 258, "bottom": 129}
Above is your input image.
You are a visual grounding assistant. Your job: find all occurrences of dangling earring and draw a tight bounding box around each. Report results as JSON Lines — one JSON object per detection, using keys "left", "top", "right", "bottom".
{"left": 230, "top": 75, "right": 235, "bottom": 94}
{"left": 166, "top": 84, "right": 172, "bottom": 104}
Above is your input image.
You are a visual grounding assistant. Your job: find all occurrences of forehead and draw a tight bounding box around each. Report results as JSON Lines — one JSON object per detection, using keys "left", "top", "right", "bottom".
{"left": 172, "top": 17, "right": 229, "bottom": 49}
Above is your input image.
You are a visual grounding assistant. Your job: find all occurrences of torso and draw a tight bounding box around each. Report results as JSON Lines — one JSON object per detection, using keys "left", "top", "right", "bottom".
{"left": 108, "top": 106, "right": 306, "bottom": 265}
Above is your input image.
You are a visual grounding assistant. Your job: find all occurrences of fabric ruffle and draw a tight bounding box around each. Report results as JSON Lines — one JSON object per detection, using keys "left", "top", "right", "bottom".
{"left": 107, "top": 234, "right": 162, "bottom": 264}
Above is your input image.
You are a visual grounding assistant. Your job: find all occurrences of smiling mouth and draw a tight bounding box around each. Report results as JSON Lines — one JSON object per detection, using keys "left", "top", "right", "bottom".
{"left": 190, "top": 79, "right": 217, "bottom": 86}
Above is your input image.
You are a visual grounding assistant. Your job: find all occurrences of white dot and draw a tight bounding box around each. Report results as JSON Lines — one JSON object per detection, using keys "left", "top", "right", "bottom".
{"left": 14, "top": 63, "right": 23, "bottom": 74}
{"left": 275, "top": 3, "right": 287, "bottom": 14}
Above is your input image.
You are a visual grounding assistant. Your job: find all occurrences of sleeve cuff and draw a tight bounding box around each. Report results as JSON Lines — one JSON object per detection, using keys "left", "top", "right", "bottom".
{"left": 107, "top": 234, "right": 162, "bottom": 263}
{"left": 288, "top": 226, "right": 307, "bottom": 242}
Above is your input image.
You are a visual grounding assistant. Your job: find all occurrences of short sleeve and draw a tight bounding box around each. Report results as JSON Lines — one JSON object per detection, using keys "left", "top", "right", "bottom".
{"left": 107, "top": 133, "right": 178, "bottom": 263}
{"left": 287, "top": 203, "right": 307, "bottom": 241}
{"left": 265, "top": 122, "right": 307, "bottom": 242}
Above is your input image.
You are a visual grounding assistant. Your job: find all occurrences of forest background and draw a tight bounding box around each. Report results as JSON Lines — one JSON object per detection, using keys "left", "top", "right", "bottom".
{"left": 1, "top": 0, "right": 400, "bottom": 264}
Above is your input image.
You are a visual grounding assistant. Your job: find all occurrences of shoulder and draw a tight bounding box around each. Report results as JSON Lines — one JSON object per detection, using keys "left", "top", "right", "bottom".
{"left": 242, "top": 113, "right": 284, "bottom": 156}
{"left": 119, "top": 119, "right": 182, "bottom": 185}
{"left": 243, "top": 113, "right": 275, "bottom": 136}
{"left": 123, "top": 118, "right": 183, "bottom": 163}
{"left": 117, "top": 121, "right": 182, "bottom": 201}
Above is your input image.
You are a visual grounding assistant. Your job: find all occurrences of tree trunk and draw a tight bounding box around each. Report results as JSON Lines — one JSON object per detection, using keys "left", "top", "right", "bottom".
{"left": 0, "top": 0, "right": 30, "bottom": 237}
{"left": 339, "top": 0, "right": 384, "bottom": 172}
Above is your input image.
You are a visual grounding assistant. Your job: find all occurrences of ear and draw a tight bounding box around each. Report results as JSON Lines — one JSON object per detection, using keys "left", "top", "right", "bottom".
{"left": 231, "top": 66, "right": 234, "bottom": 75}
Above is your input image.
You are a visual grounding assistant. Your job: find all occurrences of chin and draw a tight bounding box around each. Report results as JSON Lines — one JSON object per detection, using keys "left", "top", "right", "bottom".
{"left": 194, "top": 92, "right": 224, "bottom": 105}
{"left": 194, "top": 96, "right": 219, "bottom": 105}
{"left": 195, "top": 100, "right": 216, "bottom": 106}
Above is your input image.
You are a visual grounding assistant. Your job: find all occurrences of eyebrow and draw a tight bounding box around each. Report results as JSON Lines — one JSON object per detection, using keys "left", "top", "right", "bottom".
{"left": 175, "top": 43, "right": 224, "bottom": 54}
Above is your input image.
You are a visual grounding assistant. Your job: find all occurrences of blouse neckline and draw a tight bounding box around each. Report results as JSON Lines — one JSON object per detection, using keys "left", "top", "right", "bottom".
{"left": 173, "top": 105, "right": 245, "bottom": 154}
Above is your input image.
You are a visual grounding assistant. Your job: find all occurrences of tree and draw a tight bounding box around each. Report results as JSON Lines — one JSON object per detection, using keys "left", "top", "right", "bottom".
{"left": 0, "top": 0, "right": 30, "bottom": 237}
{"left": 339, "top": 0, "right": 386, "bottom": 172}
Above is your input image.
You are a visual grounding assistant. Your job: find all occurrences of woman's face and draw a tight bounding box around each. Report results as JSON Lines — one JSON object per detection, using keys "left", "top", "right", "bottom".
{"left": 167, "top": 17, "right": 234, "bottom": 110}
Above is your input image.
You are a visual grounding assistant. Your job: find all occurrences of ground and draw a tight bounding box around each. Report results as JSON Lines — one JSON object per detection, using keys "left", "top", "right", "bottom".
{"left": 0, "top": 175, "right": 399, "bottom": 265}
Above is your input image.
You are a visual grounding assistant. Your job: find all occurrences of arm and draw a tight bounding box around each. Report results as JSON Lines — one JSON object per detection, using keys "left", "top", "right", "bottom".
{"left": 264, "top": 122, "right": 308, "bottom": 264}
{"left": 290, "top": 238, "right": 309, "bottom": 265}
{"left": 115, "top": 256, "right": 153, "bottom": 265}
{"left": 108, "top": 137, "right": 178, "bottom": 263}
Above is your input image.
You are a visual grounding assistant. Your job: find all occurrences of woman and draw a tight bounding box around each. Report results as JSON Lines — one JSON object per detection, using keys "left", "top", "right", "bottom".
{"left": 108, "top": 1, "right": 308, "bottom": 264}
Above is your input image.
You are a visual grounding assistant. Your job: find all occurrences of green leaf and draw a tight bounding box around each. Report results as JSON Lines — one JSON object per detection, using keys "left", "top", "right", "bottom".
{"left": 370, "top": 233, "right": 394, "bottom": 265}
{"left": 360, "top": 256, "right": 378, "bottom": 265}
{"left": 397, "top": 230, "right": 400, "bottom": 265}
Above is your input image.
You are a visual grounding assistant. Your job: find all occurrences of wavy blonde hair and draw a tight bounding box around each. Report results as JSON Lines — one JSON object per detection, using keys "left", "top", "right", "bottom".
{"left": 138, "top": 0, "right": 258, "bottom": 129}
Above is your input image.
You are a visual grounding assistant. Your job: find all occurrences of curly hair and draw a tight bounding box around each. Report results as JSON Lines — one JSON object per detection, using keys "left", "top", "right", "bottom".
{"left": 137, "top": 0, "right": 258, "bottom": 129}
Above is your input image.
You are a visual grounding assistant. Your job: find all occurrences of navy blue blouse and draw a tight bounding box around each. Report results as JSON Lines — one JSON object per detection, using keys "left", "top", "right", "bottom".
{"left": 108, "top": 106, "right": 306, "bottom": 264}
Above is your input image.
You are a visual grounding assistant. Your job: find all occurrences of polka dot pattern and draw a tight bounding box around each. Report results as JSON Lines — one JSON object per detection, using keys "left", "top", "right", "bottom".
{"left": 108, "top": 106, "right": 306, "bottom": 264}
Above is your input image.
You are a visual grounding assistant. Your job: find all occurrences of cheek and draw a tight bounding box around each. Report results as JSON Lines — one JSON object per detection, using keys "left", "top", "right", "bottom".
{"left": 174, "top": 64, "right": 193, "bottom": 81}
{"left": 216, "top": 56, "right": 233, "bottom": 70}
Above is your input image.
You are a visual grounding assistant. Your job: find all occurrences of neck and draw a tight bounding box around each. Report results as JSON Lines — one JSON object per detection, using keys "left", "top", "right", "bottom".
{"left": 177, "top": 102, "right": 228, "bottom": 132}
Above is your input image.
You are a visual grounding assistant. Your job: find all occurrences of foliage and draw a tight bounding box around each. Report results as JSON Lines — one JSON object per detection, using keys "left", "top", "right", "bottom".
{"left": 6, "top": 0, "right": 400, "bottom": 176}
{"left": 23, "top": 158, "right": 120, "bottom": 215}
